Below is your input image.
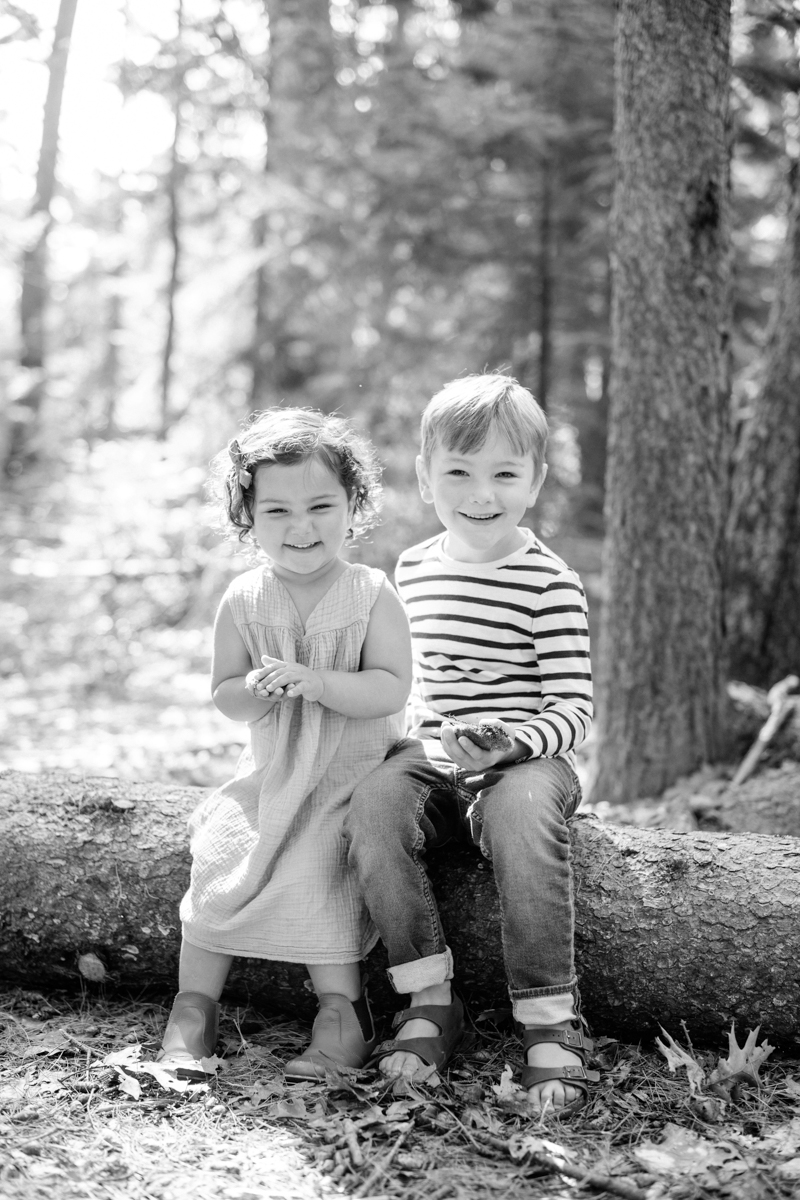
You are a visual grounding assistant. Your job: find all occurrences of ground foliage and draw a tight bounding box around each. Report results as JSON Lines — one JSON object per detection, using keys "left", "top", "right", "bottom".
{"left": 1, "top": 987, "right": 799, "bottom": 1200}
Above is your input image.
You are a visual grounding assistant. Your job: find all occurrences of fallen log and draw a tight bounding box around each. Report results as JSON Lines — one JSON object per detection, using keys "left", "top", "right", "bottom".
{"left": 1, "top": 769, "right": 799, "bottom": 1048}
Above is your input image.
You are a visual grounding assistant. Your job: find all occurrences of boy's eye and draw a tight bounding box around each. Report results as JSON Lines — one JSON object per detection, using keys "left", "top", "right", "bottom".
{"left": 447, "top": 469, "right": 468, "bottom": 477}
{"left": 497, "top": 471, "right": 518, "bottom": 479}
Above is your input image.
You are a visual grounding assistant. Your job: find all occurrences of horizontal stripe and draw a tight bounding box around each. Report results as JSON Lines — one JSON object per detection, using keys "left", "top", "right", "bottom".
{"left": 396, "top": 530, "right": 593, "bottom": 755}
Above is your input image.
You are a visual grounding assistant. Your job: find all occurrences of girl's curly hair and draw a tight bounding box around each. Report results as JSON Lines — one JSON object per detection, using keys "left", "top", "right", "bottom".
{"left": 211, "top": 407, "right": 383, "bottom": 543}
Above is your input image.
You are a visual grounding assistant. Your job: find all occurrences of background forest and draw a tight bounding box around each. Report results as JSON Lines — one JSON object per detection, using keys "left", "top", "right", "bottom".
{"left": 0, "top": 0, "right": 796, "bottom": 795}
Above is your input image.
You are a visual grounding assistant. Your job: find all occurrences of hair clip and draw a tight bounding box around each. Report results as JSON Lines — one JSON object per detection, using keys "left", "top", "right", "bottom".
{"left": 228, "top": 438, "right": 252, "bottom": 489}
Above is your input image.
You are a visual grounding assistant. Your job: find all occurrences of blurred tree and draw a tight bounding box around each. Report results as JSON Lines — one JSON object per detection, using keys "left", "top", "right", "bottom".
{"left": 725, "top": 5, "right": 800, "bottom": 685}
{"left": 160, "top": 0, "right": 187, "bottom": 437}
{"left": 594, "top": 0, "right": 732, "bottom": 804}
{"left": 249, "top": 0, "right": 343, "bottom": 409}
{"left": 727, "top": 161, "right": 800, "bottom": 684}
{"left": 6, "top": 0, "right": 77, "bottom": 476}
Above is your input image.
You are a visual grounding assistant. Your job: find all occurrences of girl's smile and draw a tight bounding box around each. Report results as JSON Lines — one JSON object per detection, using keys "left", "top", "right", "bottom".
{"left": 251, "top": 456, "right": 354, "bottom": 582}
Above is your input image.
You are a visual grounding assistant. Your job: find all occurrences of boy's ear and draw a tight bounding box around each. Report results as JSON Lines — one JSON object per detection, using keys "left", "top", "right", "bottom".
{"left": 527, "top": 462, "right": 548, "bottom": 507}
{"left": 416, "top": 455, "right": 434, "bottom": 504}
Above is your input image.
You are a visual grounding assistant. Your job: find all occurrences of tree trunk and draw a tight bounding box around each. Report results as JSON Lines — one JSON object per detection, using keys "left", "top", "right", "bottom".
{"left": 2, "top": 769, "right": 799, "bottom": 1048}
{"left": 595, "top": 0, "right": 732, "bottom": 803}
{"left": 537, "top": 159, "right": 553, "bottom": 412}
{"left": 725, "top": 159, "right": 800, "bottom": 686}
{"left": 7, "top": 0, "right": 78, "bottom": 476}
{"left": 159, "top": 0, "right": 184, "bottom": 438}
{"left": 247, "top": 0, "right": 339, "bottom": 409}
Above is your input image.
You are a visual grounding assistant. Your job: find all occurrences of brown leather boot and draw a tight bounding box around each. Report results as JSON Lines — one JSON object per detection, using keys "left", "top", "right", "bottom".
{"left": 284, "top": 992, "right": 377, "bottom": 1081}
{"left": 157, "top": 991, "right": 220, "bottom": 1070}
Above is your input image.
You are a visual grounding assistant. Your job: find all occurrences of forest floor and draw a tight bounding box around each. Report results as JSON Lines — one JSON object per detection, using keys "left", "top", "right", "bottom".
{"left": 2, "top": 984, "right": 799, "bottom": 1200}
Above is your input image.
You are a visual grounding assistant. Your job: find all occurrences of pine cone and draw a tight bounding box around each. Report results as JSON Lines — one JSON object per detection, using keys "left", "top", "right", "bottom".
{"left": 448, "top": 721, "right": 513, "bottom": 752}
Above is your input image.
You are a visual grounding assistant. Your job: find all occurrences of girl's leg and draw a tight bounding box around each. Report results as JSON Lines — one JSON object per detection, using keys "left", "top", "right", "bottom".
{"left": 159, "top": 940, "right": 233, "bottom": 1064}
{"left": 179, "top": 940, "right": 233, "bottom": 1000}
{"left": 306, "top": 962, "right": 362, "bottom": 1001}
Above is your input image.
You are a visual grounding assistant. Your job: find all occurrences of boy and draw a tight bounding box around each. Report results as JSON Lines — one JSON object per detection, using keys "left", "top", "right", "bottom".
{"left": 344, "top": 374, "right": 596, "bottom": 1112}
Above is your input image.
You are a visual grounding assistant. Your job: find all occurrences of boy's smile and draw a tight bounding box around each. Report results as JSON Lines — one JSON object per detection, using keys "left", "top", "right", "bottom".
{"left": 417, "top": 432, "right": 545, "bottom": 563}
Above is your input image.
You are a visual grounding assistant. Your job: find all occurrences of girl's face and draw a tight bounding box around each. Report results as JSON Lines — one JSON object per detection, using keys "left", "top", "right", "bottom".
{"left": 251, "top": 455, "right": 354, "bottom": 582}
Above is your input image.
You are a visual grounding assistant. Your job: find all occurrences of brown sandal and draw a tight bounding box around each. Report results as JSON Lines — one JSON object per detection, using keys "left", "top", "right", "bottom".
{"left": 519, "top": 1022, "right": 598, "bottom": 1112}
{"left": 371, "top": 994, "right": 465, "bottom": 1073}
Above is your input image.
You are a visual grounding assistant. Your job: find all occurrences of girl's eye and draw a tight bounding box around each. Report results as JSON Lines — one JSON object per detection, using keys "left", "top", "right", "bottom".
{"left": 311, "top": 503, "right": 332, "bottom": 511}
{"left": 497, "top": 472, "right": 517, "bottom": 479}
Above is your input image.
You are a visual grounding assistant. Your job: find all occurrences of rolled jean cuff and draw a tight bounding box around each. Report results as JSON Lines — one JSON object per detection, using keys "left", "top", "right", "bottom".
{"left": 511, "top": 990, "right": 577, "bottom": 1026}
{"left": 386, "top": 947, "right": 454, "bottom": 995}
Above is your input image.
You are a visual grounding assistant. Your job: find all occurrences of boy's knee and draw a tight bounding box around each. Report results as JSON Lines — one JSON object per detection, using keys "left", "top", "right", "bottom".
{"left": 480, "top": 764, "right": 572, "bottom": 843}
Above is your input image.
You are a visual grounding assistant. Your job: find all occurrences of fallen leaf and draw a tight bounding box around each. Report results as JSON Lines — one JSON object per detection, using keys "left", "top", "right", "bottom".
{"left": 707, "top": 1024, "right": 773, "bottom": 1099}
{"left": 269, "top": 1097, "right": 308, "bottom": 1118}
{"left": 508, "top": 1134, "right": 575, "bottom": 1163}
{"left": 103, "top": 1046, "right": 142, "bottom": 1068}
{"left": 491, "top": 1064, "right": 522, "bottom": 1099}
{"left": 753, "top": 1116, "right": 800, "bottom": 1159}
{"left": 632, "top": 1122, "right": 743, "bottom": 1179}
{"left": 118, "top": 1073, "right": 141, "bottom": 1100}
{"left": 655, "top": 1028, "right": 706, "bottom": 1096}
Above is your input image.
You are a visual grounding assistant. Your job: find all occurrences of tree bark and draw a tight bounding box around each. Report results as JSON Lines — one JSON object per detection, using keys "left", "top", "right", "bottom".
{"left": 2, "top": 770, "right": 799, "bottom": 1048}
{"left": 7, "top": 0, "right": 78, "bottom": 475}
{"left": 595, "top": 0, "right": 732, "bottom": 803}
{"left": 725, "top": 159, "right": 800, "bottom": 686}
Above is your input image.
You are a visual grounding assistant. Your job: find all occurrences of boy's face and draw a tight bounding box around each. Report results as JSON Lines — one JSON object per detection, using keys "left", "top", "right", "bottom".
{"left": 416, "top": 431, "right": 546, "bottom": 563}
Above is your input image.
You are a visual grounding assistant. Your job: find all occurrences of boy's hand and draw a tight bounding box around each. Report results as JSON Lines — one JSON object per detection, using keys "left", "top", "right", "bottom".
{"left": 440, "top": 719, "right": 520, "bottom": 769}
{"left": 257, "top": 654, "right": 325, "bottom": 702}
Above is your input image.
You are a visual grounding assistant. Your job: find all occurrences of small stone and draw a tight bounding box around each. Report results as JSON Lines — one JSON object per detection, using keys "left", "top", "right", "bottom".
{"left": 77, "top": 952, "right": 106, "bottom": 982}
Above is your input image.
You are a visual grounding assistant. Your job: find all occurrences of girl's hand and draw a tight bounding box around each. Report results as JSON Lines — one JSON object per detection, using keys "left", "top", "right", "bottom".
{"left": 259, "top": 654, "right": 324, "bottom": 702}
{"left": 245, "top": 665, "right": 284, "bottom": 699}
{"left": 440, "top": 719, "right": 519, "bottom": 770}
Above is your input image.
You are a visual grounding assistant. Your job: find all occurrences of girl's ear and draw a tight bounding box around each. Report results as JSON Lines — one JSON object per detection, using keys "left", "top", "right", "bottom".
{"left": 416, "top": 455, "right": 434, "bottom": 504}
{"left": 526, "top": 462, "right": 548, "bottom": 508}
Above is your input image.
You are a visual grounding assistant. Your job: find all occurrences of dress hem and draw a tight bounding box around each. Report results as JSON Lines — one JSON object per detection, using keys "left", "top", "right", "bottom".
{"left": 182, "top": 927, "right": 381, "bottom": 965}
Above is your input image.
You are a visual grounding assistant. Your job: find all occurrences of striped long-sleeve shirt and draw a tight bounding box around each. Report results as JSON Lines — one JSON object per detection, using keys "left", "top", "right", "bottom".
{"left": 394, "top": 528, "right": 593, "bottom": 762}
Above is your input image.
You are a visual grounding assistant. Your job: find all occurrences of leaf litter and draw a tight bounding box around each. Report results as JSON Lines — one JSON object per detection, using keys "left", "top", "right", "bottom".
{"left": 2, "top": 991, "right": 800, "bottom": 1200}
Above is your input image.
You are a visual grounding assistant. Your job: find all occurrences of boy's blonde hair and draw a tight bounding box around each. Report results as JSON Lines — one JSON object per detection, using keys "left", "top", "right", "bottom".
{"left": 420, "top": 374, "right": 548, "bottom": 479}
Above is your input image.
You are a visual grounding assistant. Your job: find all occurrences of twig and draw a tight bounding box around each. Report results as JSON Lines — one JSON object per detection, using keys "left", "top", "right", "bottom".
{"left": 343, "top": 1117, "right": 364, "bottom": 1167}
{"left": 471, "top": 1131, "right": 649, "bottom": 1200}
{"left": 732, "top": 674, "right": 798, "bottom": 786}
{"left": 354, "top": 1128, "right": 408, "bottom": 1197}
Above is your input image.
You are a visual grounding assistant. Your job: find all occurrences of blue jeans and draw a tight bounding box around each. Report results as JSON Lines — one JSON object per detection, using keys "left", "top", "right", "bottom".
{"left": 344, "top": 737, "right": 582, "bottom": 1025}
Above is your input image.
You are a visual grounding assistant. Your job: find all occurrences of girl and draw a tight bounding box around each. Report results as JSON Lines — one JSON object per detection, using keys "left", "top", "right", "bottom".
{"left": 159, "top": 408, "right": 411, "bottom": 1080}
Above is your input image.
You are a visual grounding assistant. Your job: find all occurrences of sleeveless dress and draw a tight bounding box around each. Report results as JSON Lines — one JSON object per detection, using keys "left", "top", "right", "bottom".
{"left": 180, "top": 562, "right": 404, "bottom": 964}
